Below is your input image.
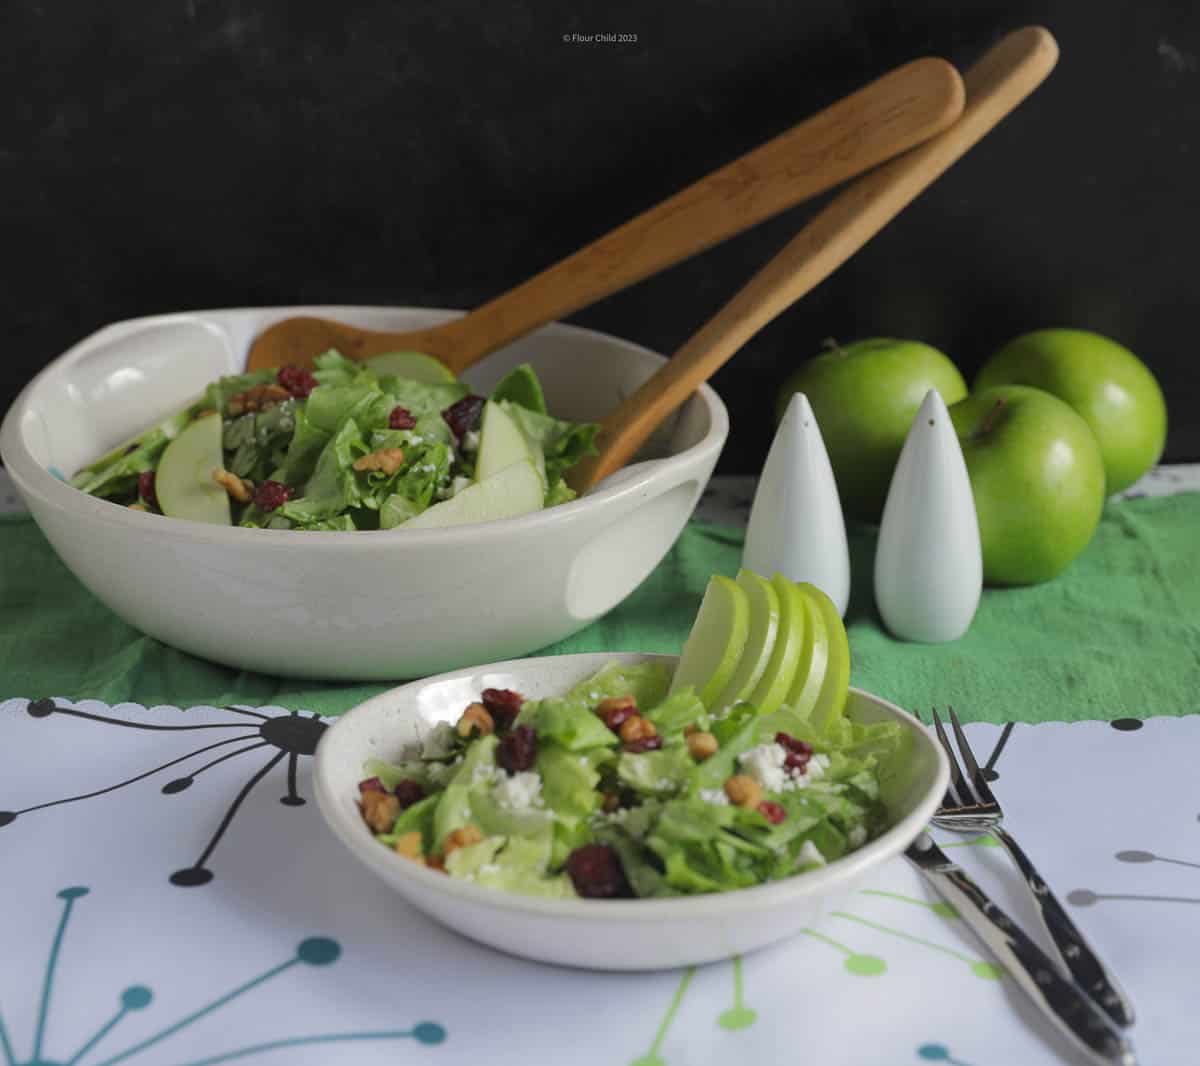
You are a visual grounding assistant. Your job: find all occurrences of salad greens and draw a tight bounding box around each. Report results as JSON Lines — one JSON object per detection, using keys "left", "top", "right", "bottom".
{"left": 69, "top": 352, "right": 599, "bottom": 531}
{"left": 357, "top": 661, "right": 902, "bottom": 900}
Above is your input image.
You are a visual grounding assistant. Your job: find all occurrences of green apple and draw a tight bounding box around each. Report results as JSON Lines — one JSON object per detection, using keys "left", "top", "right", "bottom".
{"left": 748, "top": 574, "right": 808, "bottom": 715}
{"left": 800, "top": 582, "right": 850, "bottom": 734}
{"left": 365, "top": 351, "right": 456, "bottom": 383}
{"left": 776, "top": 339, "right": 967, "bottom": 522}
{"left": 475, "top": 400, "right": 545, "bottom": 485}
{"left": 155, "top": 413, "right": 232, "bottom": 525}
{"left": 782, "top": 588, "right": 828, "bottom": 718}
{"left": 713, "top": 570, "right": 781, "bottom": 709}
{"left": 975, "top": 329, "right": 1167, "bottom": 495}
{"left": 400, "top": 458, "right": 543, "bottom": 530}
{"left": 949, "top": 385, "right": 1106, "bottom": 585}
{"left": 670, "top": 575, "right": 750, "bottom": 708}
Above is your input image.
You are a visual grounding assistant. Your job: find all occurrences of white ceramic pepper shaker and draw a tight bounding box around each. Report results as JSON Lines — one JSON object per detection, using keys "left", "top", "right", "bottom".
{"left": 743, "top": 392, "right": 850, "bottom": 616}
{"left": 874, "top": 388, "right": 981, "bottom": 642}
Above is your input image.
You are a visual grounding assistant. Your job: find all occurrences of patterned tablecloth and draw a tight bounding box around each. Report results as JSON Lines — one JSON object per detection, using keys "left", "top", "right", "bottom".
{"left": 1, "top": 467, "right": 1196, "bottom": 1066}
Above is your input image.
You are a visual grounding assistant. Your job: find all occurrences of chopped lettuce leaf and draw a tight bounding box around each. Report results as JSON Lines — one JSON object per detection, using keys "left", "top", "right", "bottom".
{"left": 432, "top": 735, "right": 497, "bottom": 846}
{"left": 529, "top": 698, "right": 618, "bottom": 752}
{"left": 643, "top": 688, "right": 706, "bottom": 735}
{"left": 500, "top": 401, "right": 599, "bottom": 486}
{"left": 490, "top": 363, "right": 548, "bottom": 414}
{"left": 616, "top": 744, "right": 694, "bottom": 798}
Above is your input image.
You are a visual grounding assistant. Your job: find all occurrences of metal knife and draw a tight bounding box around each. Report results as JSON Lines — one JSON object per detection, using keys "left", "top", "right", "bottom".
{"left": 905, "top": 833, "right": 1137, "bottom": 1066}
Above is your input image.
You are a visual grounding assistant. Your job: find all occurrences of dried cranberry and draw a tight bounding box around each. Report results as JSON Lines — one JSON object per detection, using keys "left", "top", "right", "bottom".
{"left": 388, "top": 405, "right": 417, "bottom": 430}
{"left": 392, "top": 779, "right": 425, "bottom": 809}
{"left": 137, "top": 470, "right": 158, "bottom": 510}
{"left": 775, "top": 732, "right": 813, "bottom": 757}
{"left": 358, "top": 777, "right": 387, "bottom": 794}
{"left": 623, "top": 736, "right": 663, "bottom": 754}
{"left": 497, "top": 724, "right": 538, "bottom": 774}
{"left": 442, "top": 394, "right": 485, "bottom": 439}
{"left": 481, "top": 688, "right": 524, "bottom": 731}
{"left": 277, "top": 364, "right": 318, "bottom": 399}
{"left": 566, "top": 844, "right": 630, "bottom": 899}
{"left": 784, "top": 750, "right": 811, "bottom": 774}
{"left": 758, "top": 801, "right": 787, "bottom": 825}
{"left": 601, "top": 704, "right": 635, "bottom": 731}
{"left": 253, "top": 480, "right": 294, "bottom": 512}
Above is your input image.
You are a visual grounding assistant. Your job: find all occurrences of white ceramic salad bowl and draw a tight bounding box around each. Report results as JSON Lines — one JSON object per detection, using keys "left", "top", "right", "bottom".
{"left": 0, "top": 307, "right": 726, "bottom": 679}
{"left": 313, "top": 652, "right": 949, "bottom": 971}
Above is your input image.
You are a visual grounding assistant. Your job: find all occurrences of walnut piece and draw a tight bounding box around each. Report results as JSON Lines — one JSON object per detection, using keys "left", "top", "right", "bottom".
{"left": 227, "top": 384, "right": 290, "bottom": 416}
{"left": 618, "top": 716, "right": 657, "bottom": 743}
{"left": 442, "top": 825, "right": 484, "bottom": 858}
{"left": 212, "top": 468, "right": 253, "bottom": 503}
{"left": 352, "top": 447, "right": 406, "bottom": 476}
{"left": 456, "top": 702, "right": 494, "bottom": 738}
{"left": 595, "top": 695, "right": 636, "bottom": 717}
{"left": 393, "top": 831, "right": 424, "bottom": 862}
{"left": 724, "top": 774, "right": 763, "bottom": 809}
{"left": 360, "top": 790, "right": 400, "bottom": 833}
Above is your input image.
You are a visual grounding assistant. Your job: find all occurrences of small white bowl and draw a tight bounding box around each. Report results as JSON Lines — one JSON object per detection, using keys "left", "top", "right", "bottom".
{"left": 0, "top": 307, "right": 726, "bottom": 680}
{"left": 313, "top": 651, "right": 949, "bottom": 971}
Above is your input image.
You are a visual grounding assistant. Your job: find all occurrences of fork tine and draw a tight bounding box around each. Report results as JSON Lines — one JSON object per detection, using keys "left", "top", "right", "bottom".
{"left": 929, "top": 708, "right": 969, "bottom": 806}
{"left": 948, "top": 707, "right": 998, "bottom": 806}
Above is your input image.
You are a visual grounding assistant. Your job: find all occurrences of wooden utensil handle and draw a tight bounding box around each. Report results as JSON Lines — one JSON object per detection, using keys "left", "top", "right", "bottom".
{"left": 437, "top": 57, "right": 963, "bottom": 373}
{"left": 571, "top": 27, "right": 1058, "bottom": 490}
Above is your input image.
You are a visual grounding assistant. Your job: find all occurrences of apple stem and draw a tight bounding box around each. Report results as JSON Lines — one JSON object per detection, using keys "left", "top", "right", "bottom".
{"left": 975, "top": 397, "right": 1007, "bottom": 440}
{"left": 822, "top": 337, "right": 847, "bottom": 359}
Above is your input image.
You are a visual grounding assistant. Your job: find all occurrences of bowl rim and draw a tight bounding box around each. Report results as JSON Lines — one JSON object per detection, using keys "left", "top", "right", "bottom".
{"left": 0, "top": 306, "right": 729, "bottom": 548}
{"left": 313, "top": 651, "right": 950, "bottom": 922}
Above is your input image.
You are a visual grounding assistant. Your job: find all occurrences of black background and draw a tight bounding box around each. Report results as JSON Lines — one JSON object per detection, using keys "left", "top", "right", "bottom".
{"left": 3, "top": 1, "right": 1198, "bottom": 473}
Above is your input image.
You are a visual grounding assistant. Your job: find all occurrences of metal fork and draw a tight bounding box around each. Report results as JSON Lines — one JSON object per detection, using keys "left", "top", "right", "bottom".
{"left": 928, "top": 708, "right": 1135, "bottom": 1029}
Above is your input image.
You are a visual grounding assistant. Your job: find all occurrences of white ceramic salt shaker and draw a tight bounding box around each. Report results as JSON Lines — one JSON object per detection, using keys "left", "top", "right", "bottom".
{"left": 743, "top": 392, "right": 850, "bottom": 616}
{"left": 874, "top": 388, "right": 981, "bottom": 642}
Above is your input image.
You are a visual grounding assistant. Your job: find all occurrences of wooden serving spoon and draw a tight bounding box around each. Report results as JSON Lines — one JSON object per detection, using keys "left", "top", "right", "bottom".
{"left": 245, "top": 57, "right": 964, "bottom": 374}
{"left": 567, "top": 26, "right": 1059, "bottom": 494}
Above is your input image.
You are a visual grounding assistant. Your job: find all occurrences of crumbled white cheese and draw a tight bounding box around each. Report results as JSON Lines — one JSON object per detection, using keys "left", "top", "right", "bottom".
{"left": 796, "top": 840, "right": 827, "bottom": 868}
{"left": 699, "top": 788, "right": 730, "bottom": 806}
{"left": 848, "top": 825, "right": 867, "bottom": 849}
{"left": 449, "top": 475, "right": 472, "bottom": 497}
{"left": 807, "top": 753, "right": 831, "bottom": 779}
{"left": 420, "top": 722, "right": 458, "bottom": 760}
{"left": 493, "top": 771, "right": 544, "bottom": 811}
{"left": 462, "top": 430, "right": 481, "bottom": 453}
{"left": 739, "top": 742, "right": 791, "bottom": 792}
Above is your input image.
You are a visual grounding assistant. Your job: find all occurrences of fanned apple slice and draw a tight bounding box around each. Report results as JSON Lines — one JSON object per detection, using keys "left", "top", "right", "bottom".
{"left": 782, "top": 583, "right": 828, "bottom": 718}
{"left": 475, "top": 400, "right": 544, "bottom": 486}
{"left": 714, "top": 569, "right": 781, "bottom": 709}
{"left": 365, "top": 351, "right": 457, "bottom": 383}
{"left": 400, "top": 459, "right": 543, "bottom": 530}
{"left": 801, "top": 582, "right": 851, "bottom": 734}
{"left": 748, "top": 573, "right": 808, "bottom": 715}
{"left": 669, "top": 575, "right": 750, "bottom": 709}
{"left": 155, "top": 413, "right": 232, "bottom": 525}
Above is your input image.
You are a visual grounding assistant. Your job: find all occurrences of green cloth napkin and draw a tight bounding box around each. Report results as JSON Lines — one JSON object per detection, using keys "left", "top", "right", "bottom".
{"left": 2, "top": 495, "right": 1198, "bottom": 722}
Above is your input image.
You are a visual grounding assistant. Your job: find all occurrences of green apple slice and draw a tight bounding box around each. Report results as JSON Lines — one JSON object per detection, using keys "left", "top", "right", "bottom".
{"left": 400, "top": 459, "right": 543, "bottom": 530}
{"left": 713, "top": 569, "right": 781, "bottom": 709}
{"left": 475, "top": 400, "right": 545, "bottom": 486}
{"left": 782, "top": 582, "right": 829, "bottom": 718}
{"left": 801, "top": 582, "right": 851, "bottom": 734}
{"left": 669, "top": 575, "right": 750, "bottom": 709}
{"left": 748, "top": 573, "right": 808, "bottom": 715}
{"left": 155, "top": 413, "right": 232, "bottom": 525}
{"left": 365, "top": 351, "right": 456, "bottom": 383}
